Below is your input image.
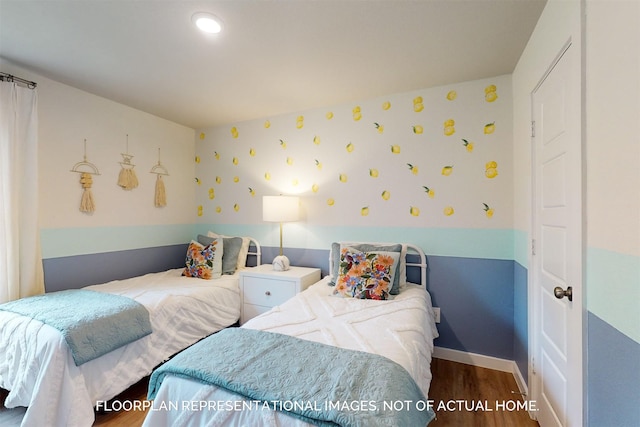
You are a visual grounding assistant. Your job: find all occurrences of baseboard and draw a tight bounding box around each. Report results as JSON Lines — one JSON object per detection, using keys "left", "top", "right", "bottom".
{"left": 433, "top": 346, "right": 529, "bottom": 397}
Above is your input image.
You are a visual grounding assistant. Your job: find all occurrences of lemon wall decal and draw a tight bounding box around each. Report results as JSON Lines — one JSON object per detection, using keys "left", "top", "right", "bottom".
{"left": 484, "top": 122, "right": 496, "bottom": 134}
{"left": 352, "top": 106, "right": 362, "bottom": 121}
{"left": 194, "top": 75, "right": 510, "bottom": 229}
{"left": 485, "top": 85, "right": 498, "bottom": 102}
{"left": 423, "top": 186, "right": 435, "bottom": 198}
{"left": 483, "top": 203, "right": 494, "bottom": 218}
{"left": 444, "top": 119, "right": 455, "bottom": 136}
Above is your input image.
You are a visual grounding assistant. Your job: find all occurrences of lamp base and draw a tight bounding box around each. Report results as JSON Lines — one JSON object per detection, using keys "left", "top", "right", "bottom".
{"left": 272, "top": 255, "right": 290, "bottom": 271}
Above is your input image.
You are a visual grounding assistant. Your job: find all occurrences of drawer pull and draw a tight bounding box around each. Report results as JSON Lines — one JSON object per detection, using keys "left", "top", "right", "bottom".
{"left": 265, "top": 291, "right": 271, "bottom": 296}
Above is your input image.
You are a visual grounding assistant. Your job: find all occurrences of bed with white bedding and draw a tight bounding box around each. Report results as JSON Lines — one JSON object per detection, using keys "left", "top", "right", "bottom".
{"left": 143, "top": 242, "right": 439, "bottom": 426}
{"left": 0, "top": 236, "right": 260, "bottom": 427}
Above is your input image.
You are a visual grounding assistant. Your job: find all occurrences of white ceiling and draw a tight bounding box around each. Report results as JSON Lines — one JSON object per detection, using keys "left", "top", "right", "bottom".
{"left": 0, "top": 0, "right": 546, "bottom": 129}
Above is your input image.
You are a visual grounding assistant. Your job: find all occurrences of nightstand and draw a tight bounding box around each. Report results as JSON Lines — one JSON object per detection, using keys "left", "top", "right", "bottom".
{"left": 239, "top": 264, "right": 321, "bottom": 324}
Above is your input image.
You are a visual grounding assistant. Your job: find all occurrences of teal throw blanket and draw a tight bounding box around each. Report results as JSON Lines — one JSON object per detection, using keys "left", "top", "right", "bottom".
{"left": 0, "top": 289, "right": 152, "bottom": 366}
{"left": 149, "top": 328, "right": 435, "bottom": 426}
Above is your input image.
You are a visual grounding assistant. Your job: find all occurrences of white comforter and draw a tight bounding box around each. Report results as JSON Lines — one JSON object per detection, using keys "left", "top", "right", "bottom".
{"left": 143, "top": 277, "right": 439, "bottom": 427}
{"left": 0, "top": 269, "right": 241, "bottom": 427}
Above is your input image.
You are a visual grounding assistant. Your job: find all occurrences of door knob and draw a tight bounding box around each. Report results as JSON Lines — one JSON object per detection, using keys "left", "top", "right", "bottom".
{"left": 554, "top": 286, "right": 573, "bottom": 301}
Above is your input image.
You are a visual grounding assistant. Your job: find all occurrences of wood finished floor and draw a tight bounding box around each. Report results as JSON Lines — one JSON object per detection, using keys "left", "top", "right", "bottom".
{"left": 3, "top": 358, "right": 539, "bottom": 426}
{"left": 91, "top": 358, "right": 539, "bottom": 427}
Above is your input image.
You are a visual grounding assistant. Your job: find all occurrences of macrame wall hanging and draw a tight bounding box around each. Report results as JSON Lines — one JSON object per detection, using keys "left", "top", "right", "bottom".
{"left": 70, "top": 139, "right": 100, "bottom": 213}
{"left": 150, "top": 148, "right": 169, "bottom": 207}
{"left": 117, "top": 134, "right": 139, "bottom": 190}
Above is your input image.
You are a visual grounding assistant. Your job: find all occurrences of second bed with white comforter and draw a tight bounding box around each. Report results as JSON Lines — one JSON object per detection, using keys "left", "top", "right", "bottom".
{"left": 144, "top": 268, "right": 439, "bottom": 426}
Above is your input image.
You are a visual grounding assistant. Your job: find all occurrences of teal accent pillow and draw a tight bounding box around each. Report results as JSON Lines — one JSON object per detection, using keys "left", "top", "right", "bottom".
{"left": 197, "top": 234, "right": 243, "bottom": 275}
{"left": 329, "top": 242, "right": 403, "bottom": 294}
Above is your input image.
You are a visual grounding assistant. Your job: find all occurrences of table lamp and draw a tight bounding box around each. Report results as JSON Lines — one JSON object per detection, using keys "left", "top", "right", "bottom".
{"left": 262, "top": 195, "right": 300, "bottom": 271}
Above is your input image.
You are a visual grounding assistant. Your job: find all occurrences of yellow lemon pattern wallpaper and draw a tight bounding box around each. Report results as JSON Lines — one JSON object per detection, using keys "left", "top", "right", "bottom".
{"left": 194, "top": 75, "right": 511, "bottom": 229}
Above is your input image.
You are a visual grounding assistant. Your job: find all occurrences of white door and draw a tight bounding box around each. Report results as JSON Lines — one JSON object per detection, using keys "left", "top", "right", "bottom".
{"left": 531, "top": 42, "right": 583, "bottom": 427}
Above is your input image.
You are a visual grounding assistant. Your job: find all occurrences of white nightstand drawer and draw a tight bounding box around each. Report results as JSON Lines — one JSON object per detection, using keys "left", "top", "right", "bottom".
{"left": 239, "top": 265, "right": 321, "bottom": 324}
{"left": 243, "top": 276, "right": 295, "bottom": 306}
{"left": 243, "top": 303, "right": 272, "bottom": 321}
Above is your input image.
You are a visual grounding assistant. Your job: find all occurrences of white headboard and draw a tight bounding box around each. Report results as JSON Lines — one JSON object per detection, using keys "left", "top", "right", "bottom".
{"left": 246, "top": 237, "right": 261, "bottom": 267}
{"left": 405, "top": 243, "right": 428, "bottom": 288}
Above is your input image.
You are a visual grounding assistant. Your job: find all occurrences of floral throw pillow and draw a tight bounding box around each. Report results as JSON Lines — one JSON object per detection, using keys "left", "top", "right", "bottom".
{"left": 333, "top": 248, "right": 400, "bottom": 300}
{"left": 182, "top": 239, "right": 223, "bottom": 280}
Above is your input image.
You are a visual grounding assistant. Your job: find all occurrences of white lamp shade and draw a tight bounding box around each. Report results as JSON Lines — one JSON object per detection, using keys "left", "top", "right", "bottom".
{"left": 262, "top": 196, "right": 300, "bottom": 222}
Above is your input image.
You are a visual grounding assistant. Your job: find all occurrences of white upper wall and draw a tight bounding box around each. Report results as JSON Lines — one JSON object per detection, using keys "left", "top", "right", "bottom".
{"left": 585, "top": 0, "right": 640, "bottom": 257}
{"left": 0, "top": 59, "right": 196, "bottom": 230}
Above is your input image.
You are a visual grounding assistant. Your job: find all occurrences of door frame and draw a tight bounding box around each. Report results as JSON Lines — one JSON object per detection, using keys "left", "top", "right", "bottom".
{"left": 528, "top": 38, "right": 585, "bottom": 425}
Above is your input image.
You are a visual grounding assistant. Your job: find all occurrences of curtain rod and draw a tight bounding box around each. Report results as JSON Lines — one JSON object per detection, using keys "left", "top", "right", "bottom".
{"left": 0, "top": 72, "right": 37, "bottom": 89}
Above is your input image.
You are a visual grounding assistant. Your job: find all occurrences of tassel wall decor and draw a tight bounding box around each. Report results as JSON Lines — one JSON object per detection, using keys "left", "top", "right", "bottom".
{"left": 150, "top": 148, "right": 169, "bottom": 207}
{"left": 117, "top": 134, "right": 139, "bottom": 190}
{"left": 79, "top": 172, "right": 95, "bottom": 213}
{"left": 70, "top": 139, "right": 100, "bottom": 214}
{"left": 154, "top": 174, "right": 167, "bottom": 207}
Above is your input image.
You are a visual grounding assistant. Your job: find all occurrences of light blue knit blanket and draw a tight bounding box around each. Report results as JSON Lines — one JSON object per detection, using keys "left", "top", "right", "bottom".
{"left": 149, "top": 328, "right": 435, "bottom": 426}
{"left": 0, "top": 289, "right": 152, "bottom": 366}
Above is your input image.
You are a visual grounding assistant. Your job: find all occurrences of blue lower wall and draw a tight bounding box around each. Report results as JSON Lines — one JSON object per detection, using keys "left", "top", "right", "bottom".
{"left": 587, "top": 311, "right": 640, "bottom": 427}
{"left": 43, "top": 244, "right": 187, "bottom": 292}
{"left": 427, "top": 256, "right": 515, "bottom": 360}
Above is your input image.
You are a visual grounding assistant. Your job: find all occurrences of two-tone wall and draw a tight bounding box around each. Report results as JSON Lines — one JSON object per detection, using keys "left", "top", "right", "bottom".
{"left": 194, "top": 74, "right": 524, "bottom": 362}
{"left": 584, "top": 1, "right": 639, "bottom": 425}
{"left": 513, "top": 0, "right": 639, "bottom": 425}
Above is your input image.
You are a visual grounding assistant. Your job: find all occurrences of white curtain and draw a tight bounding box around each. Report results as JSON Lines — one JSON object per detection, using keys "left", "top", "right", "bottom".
{"left": 0, "top": 80, "right": 44, "bottom": 303}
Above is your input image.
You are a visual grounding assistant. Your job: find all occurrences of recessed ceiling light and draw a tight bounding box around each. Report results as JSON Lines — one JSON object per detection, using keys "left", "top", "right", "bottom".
{"left": 192, "top": 12, "right": 222, "bottom": 34}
